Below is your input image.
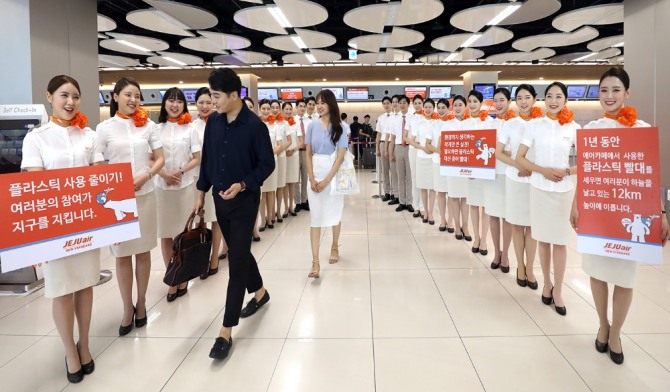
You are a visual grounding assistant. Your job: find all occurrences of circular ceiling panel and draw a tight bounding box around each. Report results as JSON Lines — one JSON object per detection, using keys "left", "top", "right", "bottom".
{"left": 418, "top": 48, "right": 484, "bottom": 64}
{"left": 98, "top": 54, "right": 140, "bottom": 68}
{"left": 180, "top": 31, "right": 250, "bottom": 54}
{"left": 127, "top": 9, "right": 194, "bottom": 37}
{"left": 147, "top": 52, "right": 204, "bottom": 67}
{"left": 431, "top": 27, "right": 513, "bottom": 52}
{"left": 349, "top": 27, "right": 424, "bottom": 53}
{"left": 587, "top": 35, "right": 623, "bottom": 52}
{"left": 354, "top": 49, "right": 412, "bottom": 65}
{"left": 450, "top": 4, "right": 518, "bottom": 33}
{"left": 499, "top": 0, "right": 561, "bottom": 25}
{"left": 100, "top": 33, "right": 169, "bottom": 55}
{"left": 512, "top": 26, "right": 599, "bottom": 52}
{"left": 234, "top": 1, "right": 328, "bottom": 35}
{"left": 283, "top": 49, "right": 341, "bottom": 66}
{"left": 265, "top": 29, "right": 336, "bottom": 53}
{"left": 343, "top": 0, "right": 442, "bottom": 34}
{"left": 485, "top": 48, "right": 556, "bottom": 64}
{"left": 552, "top": 4, "right": 623, "bottom": 33}
{"left": 143, "top": 0, "right": 217, "bottom": 30}
{"left": 97, "top": 14, "right": 116, "bottom": 32}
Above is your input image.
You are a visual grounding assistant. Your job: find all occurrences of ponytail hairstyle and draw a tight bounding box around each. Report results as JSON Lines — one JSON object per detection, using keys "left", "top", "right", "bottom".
{"left": 110, "top": 77, "right": 141, "bottom": 117}
{"left": 315, "top": 89, "right": 343, "bottom": 146}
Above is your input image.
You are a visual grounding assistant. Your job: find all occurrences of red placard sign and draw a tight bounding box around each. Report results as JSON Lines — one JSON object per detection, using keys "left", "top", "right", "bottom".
{"left": 576, "top": 127, "right": 663, "bottom": 263}
{"left": 0, "top": 163, "right": 141, "bottom": 272}
{"left": 439, "top": 129, "right": 497, "bottom": 179}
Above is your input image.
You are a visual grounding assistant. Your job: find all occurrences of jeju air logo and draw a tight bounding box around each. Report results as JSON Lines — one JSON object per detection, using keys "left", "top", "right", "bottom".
{"left": 475, "top": 137, "right": 495, "bottom": 166}
{"left": 96, "top": 187, "right": 138, "bottom": 221}
{"left": 459, "top": 169, "right": 472, "bottom": 175}
{"left": 621, "top": 213, "right": 660, "bottom": 243}
{"left": 63, "top": 235, "right": 93, "bottom": 252}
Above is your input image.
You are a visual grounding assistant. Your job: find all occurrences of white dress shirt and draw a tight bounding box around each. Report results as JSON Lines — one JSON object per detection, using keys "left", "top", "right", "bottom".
{"left": 416, "top": 116, "right": 435, "bottom": 159}
{"left": 153, "top": 122, "right": 201, "bottom": 190}
{"left": 21, "top": 121, "right": 104, "bottom": 169}
{"left": 520, "top": 116, "right": 580, "bottom": 192}
{"left": 96, "top": 115, "right": 162, "bottom": 196}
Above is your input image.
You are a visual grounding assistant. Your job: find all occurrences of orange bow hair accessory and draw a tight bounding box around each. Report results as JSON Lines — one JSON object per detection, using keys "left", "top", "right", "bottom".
{"left": 604, "top": 106, "right": 637, "bottom": 127}
{"left": 168, "top": 111, "right": 192, "bottom": 125}
{"left": 117, "top": 107, "right": 149, "bottom": 127}
{"left": 287, "top": 116, "right": 296, "bottom": 126}
{"left": 479, "top": 110, "right": 489, "bottom": 121}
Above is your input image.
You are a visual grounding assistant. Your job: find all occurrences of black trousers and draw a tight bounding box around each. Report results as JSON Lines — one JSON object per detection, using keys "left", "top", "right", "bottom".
{"left": 213, "top": 188, "right": 264, "bottom": 327}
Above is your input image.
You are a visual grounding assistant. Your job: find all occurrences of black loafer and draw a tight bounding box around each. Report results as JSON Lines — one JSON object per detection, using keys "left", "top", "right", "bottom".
{"left": 295, "top": 204, "right": 302, "bottom": 212}
{"left": 240, "top": 290, "right": 270, "bottom": 318}
{"left": 406, "top": 205, "right": 415, "bottom": 213}
{"left": 209, "top": 337, "right": 232, "bottom": 360}
{"left": 395, "top": 204, "right": 406, "bottom": 212}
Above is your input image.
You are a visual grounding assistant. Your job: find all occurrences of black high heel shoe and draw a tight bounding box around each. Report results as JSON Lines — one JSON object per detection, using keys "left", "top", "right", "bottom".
{"left": 77, "top": 342, "right": 95, "bottom": 375}
{"left": 135, "top": 305, "right": 147, "bottom": 328}
{"left": 119, "top": 307, "right": 135, "bottom": 336}
{"left": 177, "top": 285, "right": 188, "bottom": 297}
{"left": 447, "top": 227, "right": 455, "bottom": 233}
{"left": 167, "top": 288, "right": 179, "bottom": 303}
{"left": 595, "top": 328, "right": 609, "bottom": 353}
{"left": 462, "top": 229, "right": 472, "bottom": 242}
{"left": 552, "top": 288, "right": 566, "bottom": 315}
{"left": 259, "top": 223, "right": 267, "bottom": 232}
{"left": 609, "top": 339, "right": 624, "bottom": 364}
{"left": 490, "top": 251, "right": 501, "bottom": 269}
{"left": 541, "top": 286, "right": 554, "bottom": 305}
{"left": 439, "top": 225, "right": 447, "bottom": 232}
{"left": 65, "top": 356, "right": 84, "bottom": 383}
{"left": 455, "top": 228, "right": 464, "bottom": 240}
{"left": 516, "top": 268, "right": 527, "bottom": 287}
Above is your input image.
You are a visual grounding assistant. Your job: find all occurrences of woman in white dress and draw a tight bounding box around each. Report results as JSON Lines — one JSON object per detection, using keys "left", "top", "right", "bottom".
{"left": 154, "top": 88, "right": 201, "bottom": 301}
{"left": 516, "top": 82, "right": 579, "bottom": 317}
{"left": 486, "top": 88, "right": 514, "bottom": 272}
{"left": 462, "top": 90, "right": 492, "bottom": 254}
{"left": 446, "top": 95, "right": 472, "bottom": 241}
{"left": 408, "top": 95, "right": 425, "bottom": 218}
{"left": 496, "top": 84, "right": 542, "bottom": 289}
{"left": 243, "top": 97, "right": 262, "bottom": 242}
{"left": 271, "top": 100, "right": 291, "bottom": 223}
{"left": 570, "top": 67, "right": 670, "bottom": 363}
{"left": 193, "top": 88, "right": 228, "bottom": 278}
{"left": 282, "top": 102, "right": 299, "bottom": 216}
{"left": 305, "top": 89, "right": 349, "bottom": 278}
{"left": 96, "top": 77, "right": 165, "bottom": 335}
{"left": 412, "top": 98, "right": 438, "bottom": 225}
{"left": 21, "top": 75, "right": 103, "bottom": 383}
{"left": 425, "top": 98, "right": 454, "bottom": 231}
{"left": 258, "top": 99, "right": 283, "bottom": 231}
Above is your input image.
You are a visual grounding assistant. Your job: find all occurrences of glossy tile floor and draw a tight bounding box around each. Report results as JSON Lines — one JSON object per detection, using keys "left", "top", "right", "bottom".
{"left": 1, "top": 170, "right": 670, "bottom": 391}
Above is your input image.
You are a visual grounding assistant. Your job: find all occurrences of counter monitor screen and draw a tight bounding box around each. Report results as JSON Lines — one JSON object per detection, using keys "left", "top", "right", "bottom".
{"left": 586, "top": 85, "right": 599, "bottom": 99}
{"left": 322, "top": 87, "right": 344, "bottom": 100}
{"left": 510, "top": 86, "right": 518, "bottom": 99}
{"left": 429, "top": 86, "right": 451, "bottom": 99}
{"left": 258, "top": 88, "right": 278, "bottom": 101}
{"left": 280, "top": 88, "right": 303, "bottom": 100}
{"left": 345, "top": 87, "right": 369, "bottom": 100}
{"left": 241, "top": 86, "right": 248, "bottom": 98}
{"left": 98, "top": 92, "right": 105, "bottom": 104}
{"left": 473, "top": 83, "right": 496, "bottom": 100}
{"left": 567, "top": 85, "right": 587, "bottom": 99}
{"left": 183, "top": 89, "right": 197, "bottom": 103}
{"left": 404, "top": 87, "right": 427, "bottom": 99}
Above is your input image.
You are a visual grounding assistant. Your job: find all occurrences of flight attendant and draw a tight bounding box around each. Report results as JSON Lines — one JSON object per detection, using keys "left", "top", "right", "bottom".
{"left": 462, "top": 90, "right": 492, "bottom": 254}
{"left": 516, "top": 81, "right": 580, "bottom": 316}
{"left": 21, "top": 75, "right": 103, "bottom": 383}
{"left": 425, "top": 98, "right": 453, "bottom": 231}
{"left": 154, "top": 87, "right": 201, "bottom": 301}
{"left": 414, "top": 98, "right": 439, "bottom": 223}
{"left": 571, "top": 67, "right": 669, "bottom": 363}
{"left": 496, "top": 84, "right": 542, "bottom": 289}
{"left": 407, "top": 94, "right": 425, "bottom": 217}
{"left": 282, "top": 102, "right": 299, "bottom": 216}
{"left": 486, "top": 88, "right": 514, "bottom": 272}
{"left": 446, "top": 95, "right": 472, "bottom": 241}
{"left": 391, "top": 95, "right": 413, "bottom": 212}
{"left": 96, "top": 77, "right": 165, "bottom": 336}
{"left": 270, "top": 100, "right": 291, "bottom": 222}
{"left": 377, "top": 96, "right": 393, "bottom": 201}
{"left": 258, "top": 99, "right": 283, "bottom": 231}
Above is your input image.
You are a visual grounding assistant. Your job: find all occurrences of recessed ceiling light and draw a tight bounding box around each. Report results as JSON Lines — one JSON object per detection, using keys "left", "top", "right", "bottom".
{"left": 395, "top": 77, "right": 399, "bottom": 81}
{"left": 539, "top": 77, "right": 544, "bottom": 80}
{"left": 179, "top": 80, "right": 184, "bottom": 84}
{"left": 322, "top": 78, "right": 327, "bottom": 82}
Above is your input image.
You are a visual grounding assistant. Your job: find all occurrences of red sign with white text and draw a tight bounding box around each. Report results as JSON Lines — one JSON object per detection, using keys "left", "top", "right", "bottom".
{"left": 576, "top": 127, "right": 663, "bottom": 263}
{"left": 439, "top": 129, "right": 496, "bottom": 179}
{"left": 0, "top": 163, "right": 141, "bottom": 272}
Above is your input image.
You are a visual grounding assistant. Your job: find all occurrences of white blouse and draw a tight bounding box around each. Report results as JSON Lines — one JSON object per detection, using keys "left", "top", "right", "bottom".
{"left": 96, "top": 115, "right": 162, "bottom": 196}
{"left": 275, "top": 121, "right": 290, "bottom": 157}
{"left": 21, "top": 121, "right": 104, "bottom": 170}
{"left": 264, "top": 121, "right": 283, "bottom": 159}
{"left": 429, "top": 119, "right": 451, "bottom": 164}
{"left": 416, "top": 117, "right": 435, "bottom": 159}
{"left": 584, "top": 117, "right": 650, "bottom": 130}
{"left": 491, "top": 118, "right": 510, "bottom": 174}
{"left": 286, "top": 121, "right": 299, "bottom": 151}
{"left": 499, "top": 116, "right": 534, "bottom": 184}
{"left": 192, "top": 117, "right": 206, "bottom": 177}
{"left": 520, "top": 116, "right": 580, "bottom": 192}
{"left": 153, "top": 122, "right": 201, "bottom": 190}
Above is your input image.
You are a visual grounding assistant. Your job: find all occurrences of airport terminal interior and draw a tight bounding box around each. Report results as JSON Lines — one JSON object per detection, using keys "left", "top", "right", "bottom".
{"left": 1, "top": 0, "right": 670, "bottom": 391}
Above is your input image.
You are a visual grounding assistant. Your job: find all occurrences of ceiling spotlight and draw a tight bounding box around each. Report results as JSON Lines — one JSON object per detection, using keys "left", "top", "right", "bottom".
{"left": 179, "top": 80, "right": 184, "bottom": 84}
{"left": 395, "top": 77, "right": 399, "bottom": 81}
{"left": 539, "top": 77, "right": 544, "bottom": 80}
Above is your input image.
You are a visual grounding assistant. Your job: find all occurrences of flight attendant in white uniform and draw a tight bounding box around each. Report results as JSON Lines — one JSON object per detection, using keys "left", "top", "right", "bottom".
{"left": 486, "top": 88, "right": 514, "bottom": 273}
{"left": 462, "top": 90, "right": 492, "bottom": 254}
{"left": 271, "top": 100, "right": 291, "bottom": 223}
{"left": 21, "top": 75, "right": 104, "bottom": 383}
{"left": 154, "top": 87, "right": 201, "bottom": 301}
{"left": 96, "top": 77, "right": 165, "bottom": 336}
{"left": 516, "top": 81, "right": 579, "bottom": 317}
{"left": 496, "top": 84, "right": 542, "bottom": 290}
{"left": 571, "top": 67, "right": 669, "bottom": 364}
{"left": 282, "top": 102, "right": 299, "bottom": 216}
{"left": 258, "top": 99, "right": 283, "bottom": 231}
{"left": 446, "top": 95, "right": 472, "bottom": 241}
{"left": 425, "top": 98, "right": 454, "bottom": 231}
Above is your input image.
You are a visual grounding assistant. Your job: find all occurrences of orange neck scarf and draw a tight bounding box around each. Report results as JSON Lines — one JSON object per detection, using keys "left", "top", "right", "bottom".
{"left": 167, "top": 112, "right": 192, "bottom": 125}
{"left": 498, "top": 110, "right": 516, "bottom": 121}
{"left": 424, "top": 112, "right": 439, "bottom": 120}
{"left": 478, "top": 110, "right": 489, "bottom": 121}
{"left": 50, "top": 112, "right": 87, "bottom": 129}
{"left": 287, "top": 116, "right": 296, "bottom": 126}
{"left": 546, "top": 107, "right": 574, "bottom": 126}
{"left": 117, "top": 107, "right": 148, "bottom": 127}
{"left": 604, "top": 107, "right": 637, "bottom": 127}
{"left": 264, "top": 115, "right": 276, "bottom": 124}
{"left": 519, "top": 107, "right": 543, "bottom": 121}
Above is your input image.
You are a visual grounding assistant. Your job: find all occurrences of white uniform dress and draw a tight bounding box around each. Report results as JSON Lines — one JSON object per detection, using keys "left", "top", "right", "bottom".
{"left": 154, "top": 121, "right": 201, "bottom": 238}
{"left": 581, "top": 117, "right": 651, "bottom": 288}
{"left": 260, "top": 120, "right": 282, "bottom": 192}
{"left": 430, "top": 118, "right": 450, "bottom": 193}
{"left": 275, "top": 120, "right": 289, "bottom": 188}
{"left": 21, "top": 121, "right": 104, "bottom": 298}
{"left": 96, "top": 115, "right": 162, "bottom": 257}
{"left": 445, "top": 119, "right": 469, "bottom": 198}
{"left": 415, "top": 116, "right": 434, "bottom": 189}
{"left": 286, "top": 118, "right": 300, "bottom": 183}
{"left": 484, "top": 117, "right": 510, "bottom": 218}
{"left": 406, "top": 113, "right": 424, "bottom": 210}
{"left": 520, "top": 116, "right": 579, "bottom": 245}
{"left": 192, "top": 117, "right": 217, "bottom": 223}
{"left": 499, "top": 116, "right": 534, "bottom": 226}
{"left": 462, "top": 116, "right": 493, "bottom": 207}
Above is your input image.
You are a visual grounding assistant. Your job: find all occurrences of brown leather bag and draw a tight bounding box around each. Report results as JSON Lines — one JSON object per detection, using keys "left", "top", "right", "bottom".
{"left": 163, "top": 210, "right": 212, "bottom": 286}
